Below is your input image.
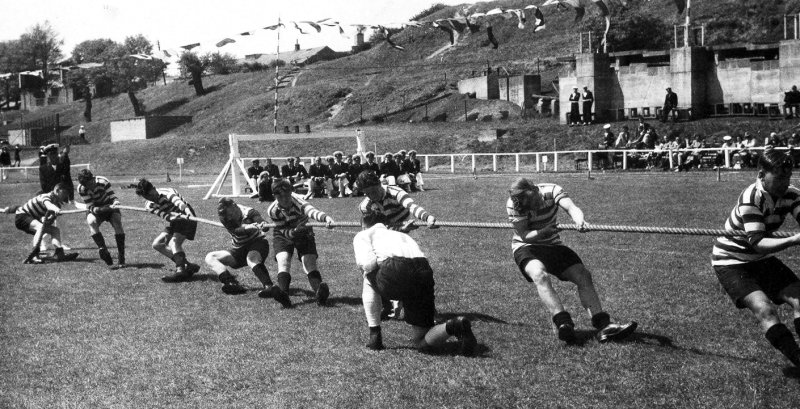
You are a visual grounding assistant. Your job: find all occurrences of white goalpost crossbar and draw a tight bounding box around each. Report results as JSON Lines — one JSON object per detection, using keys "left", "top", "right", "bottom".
{"left": 203, "top": 131, "right": 366, "bottom": 200}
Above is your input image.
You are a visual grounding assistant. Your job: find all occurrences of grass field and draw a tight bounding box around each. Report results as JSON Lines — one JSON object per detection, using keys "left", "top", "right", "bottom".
{"left": 2, "top": 170, "right": 800, "bottom": 408}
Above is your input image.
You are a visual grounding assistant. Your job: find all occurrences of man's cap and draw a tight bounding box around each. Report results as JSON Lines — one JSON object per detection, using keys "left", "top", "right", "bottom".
{"left": 666, "top": 87, "right": 672, "bottom": 90}
{"left": 384, "top": 152, "right": 393, "bottom": 157}
{"left": 43, "top": 144, "right": 59, "bottom": 154}
{"left": 770, "top": 132, "right": 778, "bottom": 137}
{"left": 252, "top": 159, "right": 260, "bottom": 163}
{"left": 365, "top": 151, "right": 375, "bottom": 157}
{"left": 409, "top": 149, "right": 417, "bottom": 155}
{"left": 573, "top": 86, "right": 578, "bottom": 89}
{"left": 326, "top": 155, "right": 334, "bottom": 161}
{"left": 79, "top": 125, "right": 85, "bottom": 129}
{"left": 723, "top": 135, "right": 732, "bottom": 141}
{"left": 583, "top": 85, "right": 588, "bottom": 89}
{"left": 352, "top": 154, "right": 361, "bottom": 160}
{"left": 333, "top": 151, "right": 343, "bottom": 156}
{"left": 603, "top": 124, "right": 611, "bottom": 130}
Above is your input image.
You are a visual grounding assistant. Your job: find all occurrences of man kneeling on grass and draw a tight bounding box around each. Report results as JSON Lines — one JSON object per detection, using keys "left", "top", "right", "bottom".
{"left": 353, "top": 209, "right": 477, "bottom": 355}
{"left": 205, "top": 198, "right": 291, "bottom": 307}
{"left": 16, "top": 183, "right": 79, "bottom": 264}
{"left": 712, "top": 148, "right": 800, "bottom": 372}
{"left": 506, "top": 177, "right": 637, "bottom": 344}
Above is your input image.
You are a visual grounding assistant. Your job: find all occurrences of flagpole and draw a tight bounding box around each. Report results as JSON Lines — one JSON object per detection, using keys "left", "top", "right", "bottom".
{"left": 684, "top": 0, "right": 691, "bottom": 47}
{"left": 274, "top": 16, "right": 280, "bottom": 133}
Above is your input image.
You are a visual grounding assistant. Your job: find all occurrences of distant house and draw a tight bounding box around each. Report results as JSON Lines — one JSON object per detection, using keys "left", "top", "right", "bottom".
{"left": 240, "top": 43, "right": 344, "bottom": 67}
{"left": 17, "top": 69, "right": 76, "bottom": 112}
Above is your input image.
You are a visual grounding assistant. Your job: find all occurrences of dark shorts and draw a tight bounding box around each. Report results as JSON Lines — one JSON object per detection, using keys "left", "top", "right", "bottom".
{"left": 714, "top": 257, "right": 800, "bottom": 308}
{"left": 513, "top": 244, "right": 583, "bottom": 282}
{"left": 226, "top": 238, "right": 270, "bottom": 269}
{"left": 369, "top": 257, "right": 436, "bottom": 328}
{"left": 164, "top": 218, "right": 197, "bottom": 241}
{"left": 90, "top": 208, "right": 121, "bottom": 225}
{"left": 15, "top": 213, "right": 37, "bottom": 234}
{"left": 273, "top": 232, "right": 317, "bottom": 260}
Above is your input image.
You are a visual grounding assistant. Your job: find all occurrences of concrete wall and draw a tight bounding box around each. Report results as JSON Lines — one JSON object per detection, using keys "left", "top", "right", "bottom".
{"left": 111, "top": 116, "right": 192, "bottom": 143}
{"left": 558, "top": 41, "right": 800, "bottom": 123}
{"left": 498, "top": 75, "right": 542, "bottom": 108}
{"left": 457, "top": 74, "right": 499, "bottom": 100}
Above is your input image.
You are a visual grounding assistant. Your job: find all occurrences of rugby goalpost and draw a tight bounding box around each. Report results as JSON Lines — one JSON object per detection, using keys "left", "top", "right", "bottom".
{"left": 204, "top": 131, "right": 366, "bottom": 200}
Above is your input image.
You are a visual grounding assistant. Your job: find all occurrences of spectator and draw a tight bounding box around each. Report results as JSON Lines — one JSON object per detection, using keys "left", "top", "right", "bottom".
{"left": 395, "top": 153, "right": 412, "bottom": 192}
{"left": 649, "top": 135, "right": 670, "bottom": 170}
{"left": 13, "top": 144, "right": 21, "bottom": 167}
{"left": 39, "top": 143, "right": 74, "bottom": 202}
{"left": 247, "top": 159, "right": 263, "bottom": 191}
{"left": 255, "top": 158, "right": 281, "bottom": 203}
{"left": 784, "top": 85, "right": 800, "bottom": 118}
{"left": 568, "top": 86, "right": 581, "bottom": 126}
{"left": 788, "top": 133, "right": 800, "bottom": 167}
{"left": 307, "top": 156, "right": 334, "bottom": 199}
{"left": 581, "top": 86, "right": 594, "bottom": 125}
{"left": 293, "top": 156, "right": 309, "bottom": 185}
{"left": 614, "top": 125, "right": 630, "bottom": 149}
{"left": 596, "top": 124, "right": 615, "bottom": 169}
{"left": 407, "top": 150, "right": 424, "bottom": 192}
{"left": 716, "top": 135, "right": 734, "bottom": 168}
{"left": 379, "top": 152, "right": 400, "bottom": 185}
{"left": 681, "top": 134, "right": 706, "bottom": 170}
{"left": 363, "top": 151, "right": 380, "bottom": 173}
{"left": 347, "top": 154, "right": 364, "bottom": 196}
{"left": 742, "top": 132, "right": 759, "bottom": 168}
{"left": 766, "top": 132, "right": 785, "bottom": 148}
{"left": 280, "top": 157, "right": 299, "bottom": 184}
{"left": 662, "top": 87, "right": 678, "bottom": 123}
{"left": 330, "top": 151, "right": 350, "bottom": 198}
{"left": 0, "top": 146, "right": 10, "bottom": 168}
{"left": 78, "top": 125, "right": 86, "bottom": 142}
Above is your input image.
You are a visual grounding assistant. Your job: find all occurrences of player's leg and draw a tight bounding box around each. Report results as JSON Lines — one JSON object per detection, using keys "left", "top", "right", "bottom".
{"left": 46, "top": 224, "right": 78, "bottom": 262}
{"left": 110, "top": 211, "right": 126, "bottom": 265}
{"left": 204, "top": 250, "right": 246, "bottom": 295}
{"left": 743, "top": 290, "right": 800, "bottom": 367}
{"left": 87, "top": 213, "right": 113, "bottom": 266}
{"left": 246, "top": 242, "right": 291, "bottom": 307}
{"left": 415, "top": 172, "right": 425, "bottom": 191}
{"left": 20, "top": 216, "right": 46, "bottom": 263}
{"left": 151, "top": 232, "right": 173, "bottom": 259}
{"left": 275, "top": 251, "right": 293, "bottom": 293}
{"left": 779, "top": 283, "right": 800, "bottom": 340}
{"left": 160, "top": 234, "right": 195, "bottom": 283}
{"left": 561, "top": 263, "right": 637, "bottom": 343}
{"left": 301, "top": 253, "right": 329, "bottom": 306}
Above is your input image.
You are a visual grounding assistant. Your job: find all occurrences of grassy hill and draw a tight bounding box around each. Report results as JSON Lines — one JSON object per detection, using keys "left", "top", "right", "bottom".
{"left": 4, "top": 0, "right": 800, "bottom": 175}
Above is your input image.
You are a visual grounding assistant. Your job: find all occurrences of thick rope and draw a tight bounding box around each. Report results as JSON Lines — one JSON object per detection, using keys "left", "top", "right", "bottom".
{"left": 106, "top": 206, "right": 800, "bottom": 237}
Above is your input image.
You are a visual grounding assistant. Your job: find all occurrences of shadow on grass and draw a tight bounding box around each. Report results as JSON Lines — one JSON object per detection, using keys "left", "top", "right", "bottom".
{"left": 148, "top": 98, "right": 189, "bottom": 116}
{"left": 388, "top": 341, "right": 490, "bottom": 358}
{"left": 622, "top": 331, "right": 765, "bottom": 364}
{"left": 115, "top": 262, "right": 166, "bottom": 270}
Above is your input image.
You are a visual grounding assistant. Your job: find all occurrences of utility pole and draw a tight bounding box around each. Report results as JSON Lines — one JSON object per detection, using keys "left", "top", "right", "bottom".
{"left": 273, "top": 17, "right": 281, "bottom": 133}
{"left": 684, "top": 0, "right": 691, "bottom": 47}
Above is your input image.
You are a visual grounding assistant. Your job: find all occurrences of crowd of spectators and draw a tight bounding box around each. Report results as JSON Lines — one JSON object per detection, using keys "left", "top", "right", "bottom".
{"left": 247, "top": 150, "right": 425, "bottom": 202}
{"left": 593, "top": 120, "right": 799, "bottom": 172}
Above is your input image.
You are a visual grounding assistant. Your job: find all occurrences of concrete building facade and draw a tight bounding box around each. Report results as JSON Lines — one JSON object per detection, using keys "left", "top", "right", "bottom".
{"left": 557, "top": 40, "right": 800, "bottom": 124}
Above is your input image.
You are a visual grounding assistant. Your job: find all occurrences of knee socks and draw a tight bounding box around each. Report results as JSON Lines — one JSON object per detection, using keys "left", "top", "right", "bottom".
{"left": 115, "top": 234, "right": 126, "bottom": 262}
{"left": 91, "top": 233, "right": 106, "bottom": 249}
{"left": 766, "top": 323, "right": 800, "bottom": 367}
{"left": 307, "top": 270, "right": 322, "bottom": 292}
{"left": 252, "top": 263, "right": 273, "bottom": 287}
{"left": 277, "top": 272, "right": 291, "bottom": 293}
{"left": 553, "top": 311, "right": 575, "bottom": 328}
{"left": 591, "top": 312, "right": 611, "bottom": 330}
{"left": 172, "top": 251, "right": 187, "bottom": 268}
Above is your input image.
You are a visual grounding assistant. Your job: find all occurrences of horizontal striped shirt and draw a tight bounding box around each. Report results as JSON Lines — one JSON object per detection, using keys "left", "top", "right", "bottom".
{"left": 16, "top": 192, "right": 62, "bottom": 219}
{"left": 78, "top": 176, "right": 119, "bottom": 215}
{"left": 143, "top": 188, "right": 196, "bottom": 221}
{"left": 712, "top": 179, "right": 800, "bottom": 266}
{"left": 359, "top": 186, "right": 430, "bottom": 227}
{"left": 227, "top": 204, "right": 265, "bottom": 247}
{"left": 507, "top": 183, "right": 567, "bottom": 252}
{"left": 267, "top": 193, "right": 328, "bottom": 238}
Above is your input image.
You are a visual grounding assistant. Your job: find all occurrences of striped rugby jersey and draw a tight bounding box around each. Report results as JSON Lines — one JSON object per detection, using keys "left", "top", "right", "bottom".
{"left": 712, "top": 179, "right": 800, "bottom": 266}
{"left": 16, "top": 192, "right": 62, "bottom": 219}
{"left": 359, "top": 186, "right": 430, "bottom": 227}
{"left": 143, "top": 188, "right": 196, "bottom": 221}
{"left": 267, "top": 192, "right": 328, "bottom": 238}
{"left": 78, "top": 176, "right": 119, "bottom": 215}
{"left": 226, "top": 204, "right": 265, "bottom": 247}
{"left": 506, "top": 183, "right": 568, "bottom": 251}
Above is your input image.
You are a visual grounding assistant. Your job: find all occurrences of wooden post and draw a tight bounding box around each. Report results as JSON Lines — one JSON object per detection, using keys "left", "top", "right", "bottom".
{"left": 450, "top": 155, "right": 455, "bottom": 173}
{"left": 492, "top": 154, "right": 497, "bottom": 172}
{"left": 464, "top": 100, "right": 468, "bottom": 121}
{"left": 515, "top": 154, "right": 519, "bottom": 172}
{"left": 471, "top": 154, "right": 476, "bottom": 172}
{"left": 425, "top": 156, "right": 429, "bottom": 172}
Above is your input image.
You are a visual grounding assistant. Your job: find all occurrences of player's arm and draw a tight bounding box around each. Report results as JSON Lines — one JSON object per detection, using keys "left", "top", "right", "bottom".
{"left": 169, "top": 193, "right": 195, "bottom": 217}
{"left": 397, "top": 190, "right": 436, "bottom": 227}
{"left": 558, "top": 197, "right": 587, "bottom": 232}
{"left": 301, "top": 202, "right": 334, "bottom": 226}
{"left": 512, "top": 219, "right": 559, "bottom": 242}
{"left": 748, "top": 204, "right": 800, "bottom": 253}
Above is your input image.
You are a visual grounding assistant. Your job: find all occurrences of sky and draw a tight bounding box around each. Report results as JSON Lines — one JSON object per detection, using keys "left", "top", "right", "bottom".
{"left": 0, "top": 0, "right": 469, "bottom": 59}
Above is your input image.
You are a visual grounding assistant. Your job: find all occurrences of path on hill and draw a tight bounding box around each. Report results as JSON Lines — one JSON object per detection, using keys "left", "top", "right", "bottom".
{"left": 291, "top": 71, "right": 303, "bottom": 87}
{"left": 426, "top": 43, "right": 455, "bottom": 60}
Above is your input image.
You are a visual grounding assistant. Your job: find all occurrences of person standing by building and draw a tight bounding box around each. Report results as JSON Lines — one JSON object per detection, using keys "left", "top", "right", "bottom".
{"left": 662, "top": 87, "right": 678, "bottom": 123}
{"left": 581, "top": 86, "right": 594, "bottom": 125}
{"left": 13, "top": 144, "right": 21, "bottom": 167}
{"left": 78, "top": 125, "right": 86, "bottom": 142}
{"left": 568, "top": 87, "right": 581, "bottom": 126}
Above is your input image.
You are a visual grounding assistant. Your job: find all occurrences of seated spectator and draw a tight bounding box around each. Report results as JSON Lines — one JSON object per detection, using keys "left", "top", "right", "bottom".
{"left": 407, "top": 150, "right": 424, "bottom": 192}
{"left": 379, "top": 152, "right": 400, "bottom": 185}
{"left": 614, "top": 126, "right": 630, "bottom": 149}
{"left": 766, "top": 132, "right": 786, "bottom": 148}
{"left": 363, "top": 151, "right": 380, "bottom": 173}
{"left": 681, "top": 134, "right": 705, "bottom": 171}
{"left": 595, "top": 124, "right": 615, "bottom": 170}
{"left": 715, "top": 136, "right": 734, "bottom": 168}
{"left": 247, "top": 159, "right": 263, "bottom": 191}
{"left": 347, "top": 154, "right": 364, "bottom": 196}
{"left": 330, "top": 151, "right": 350, "bottom": 198}
{"left": 256, "top": 158, "right": 281, "bottom": 202}
{"left": 741, "top": 132, "right": 759, "bottom": 168}
{"left": 307, "top": 156, "right": 334, "bottom": 199}
{"left": 395, "top": 153, "right": 412, "bottom": 192}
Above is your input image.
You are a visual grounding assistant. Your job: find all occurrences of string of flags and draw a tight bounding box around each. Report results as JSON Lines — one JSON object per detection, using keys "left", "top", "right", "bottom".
{"left": 109, "top": 0, "right": 689, "bottom": 62}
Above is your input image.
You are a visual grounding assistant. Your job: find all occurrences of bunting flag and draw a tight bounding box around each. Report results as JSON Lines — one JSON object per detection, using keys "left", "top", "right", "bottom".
{"left": 524, "top": 5, "right": 546, "bottom": 32}
{"left": 180, "top": 43, "right": 201, "bottom": 50}
{"left": 295, "top": 21, "right": 322, "bottom": 34}
{"left": 432, "top": 20, "right": 458, "bottom": 46}
{"left": 216, "top": 38, "right": 236, "bottom": 47}
{"left": 129, "top": 54, "right": 154, "bottom": 60}
{"left": 487, "top": 24, "right": 499, "bottom": 49}
{"left": 263, "top": 23, "right": 284, "bottom": 31}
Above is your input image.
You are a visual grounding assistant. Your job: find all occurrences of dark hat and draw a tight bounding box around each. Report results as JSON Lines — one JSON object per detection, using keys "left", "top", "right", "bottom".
{"left": 43, "top": 144, "right": 59, "bottom": 154}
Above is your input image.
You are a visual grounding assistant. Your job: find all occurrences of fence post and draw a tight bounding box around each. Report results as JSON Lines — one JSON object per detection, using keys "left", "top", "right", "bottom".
{"left": 515, "top": 154, "right": 520, "bottom": 172}
{"left": 536, "top": 154, "right": 541, "bottom": 172}
{"left": 450, "top": 155, "right": 455, "bottom": 173}
{"left": 724, "top": 148, "right": 730, "bottom": 168}
{"left": 492, "top": 154, "right": 497, "bottom": 172}
{"left": 554, "top": 152, "right": 558, "bottom": 172}
{"left": 668, "top": 150, "right": 674, "bottom": 169}
{"left": 588, "top": 151, "right": 593, "bottom": 170}
{"left": 425, "top": 155, "right": 429, "bottom": 172}
{"left": 622, "top": 151, "right": 628, "bottom": 169}
{"left": 471, "top": 154, "right": 476, "bottom": 172}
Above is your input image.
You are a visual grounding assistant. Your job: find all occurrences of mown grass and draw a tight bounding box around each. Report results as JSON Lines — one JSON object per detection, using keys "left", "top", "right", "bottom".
{"left": 2, "top": 170, "right": 800, "bottom": 408}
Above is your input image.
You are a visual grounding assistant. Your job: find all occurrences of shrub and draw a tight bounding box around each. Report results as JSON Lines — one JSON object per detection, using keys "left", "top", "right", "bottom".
{"left": 409, "top": 3, "right": 447, "bottom": 21}
{"left": 206, "top": 52, "right": 239, "bottom": 75}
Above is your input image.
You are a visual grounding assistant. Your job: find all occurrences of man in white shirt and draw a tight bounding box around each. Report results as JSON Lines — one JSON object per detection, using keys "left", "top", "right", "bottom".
{"left": 352, "top": 210, "right": 477, "bottom": 355}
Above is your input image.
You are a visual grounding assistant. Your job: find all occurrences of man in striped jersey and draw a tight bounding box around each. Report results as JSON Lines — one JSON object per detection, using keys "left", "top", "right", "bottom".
{"left": 77, "top": 169, "right": 125, "bottom": 267}
{"left": 507, "top": 177, "right": 637, "bottom": 344}
{"left": 353, "top": 209, "right": 477, "bottom": 355}
{"left": 712, "top": 148, "right": 800, "bottom": 370}
{"left": 134, "top": 178, "right": 201, "bottom": 283}
{"left": 15, "top": 183, "right": 79, "bottom": 264}
{"left": 205, "top": 198, "right": 291, "bottom": 307}
{"left": 267, "top": 179, "right": 335, "bottom": 307}
{"left": 356, "top": 170, "right": 437, "bottom": 232}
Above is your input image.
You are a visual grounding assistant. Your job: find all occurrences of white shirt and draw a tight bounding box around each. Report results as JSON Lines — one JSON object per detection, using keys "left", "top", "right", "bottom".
{"left": 353, "top": 223, "right": 425, "bottom": 275}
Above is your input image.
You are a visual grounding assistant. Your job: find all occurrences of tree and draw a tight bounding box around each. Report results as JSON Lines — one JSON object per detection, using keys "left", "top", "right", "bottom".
{"left": 18, "top": 21, "right": 63, "bottom": 85}
{"left": 179, "top": 52, "right": 207, "bottom": 96}
{"left": 124, "top": 34, "right": 153, "bottom": 55}
{"left": 0, "top": 40, "right": 27, "bottom": 107}
{"left": 71, "top": 38, "right": 116, "bottom": 63}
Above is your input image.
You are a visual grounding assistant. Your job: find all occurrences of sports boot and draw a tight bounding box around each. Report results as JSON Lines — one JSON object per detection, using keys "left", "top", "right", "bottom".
{"left": 316, "top": 282, "right": 330, "bottom": 306}
{"left": 161, "top": 265, "right": 195, "bottom": 283}
{"left": 98, "top": 248, "right": 113, "bottom": 266}
{"left": 54, "top": 248, "right": 79, "bottom": 262}
{"left": 597, "top": 321, "right": 638, "bottom": 343}
{"left": 447, "top": 317, "right": 477, "bottom": 356}
{"left": 219, "top": 272, "right": 246, "bottom": 295}
{"left": 258, "top": 285, "right": 292, "bottom": 308}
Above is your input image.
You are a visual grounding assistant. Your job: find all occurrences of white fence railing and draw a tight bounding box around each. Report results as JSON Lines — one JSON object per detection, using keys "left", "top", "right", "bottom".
{"left": 0, "top": 163, "right": 91, "bottom": 183}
